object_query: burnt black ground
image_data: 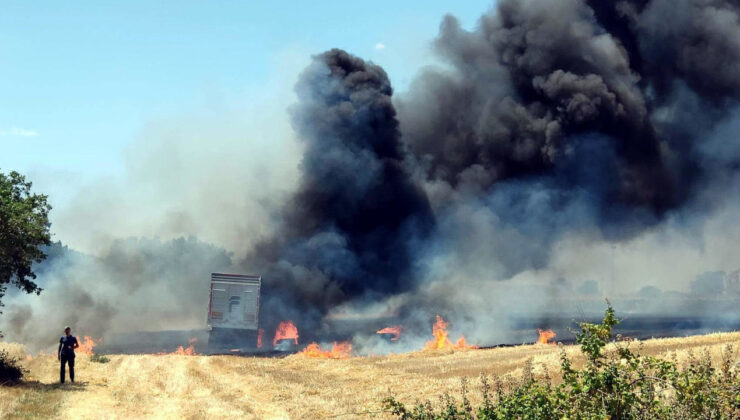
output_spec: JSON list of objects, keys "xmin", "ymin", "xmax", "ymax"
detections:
[{"xmin": 94, "ymin": 314, "xmax": 740, "ymax": 355}]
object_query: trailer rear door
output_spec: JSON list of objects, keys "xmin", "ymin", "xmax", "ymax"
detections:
[{"xmin": 208, "ymin": 273, "xmax": 261, "ymax": 331}]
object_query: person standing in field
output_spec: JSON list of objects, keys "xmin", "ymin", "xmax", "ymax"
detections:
[{"xmin": 58, "ymin": 326, "xmax": 79, "ymax": 383}]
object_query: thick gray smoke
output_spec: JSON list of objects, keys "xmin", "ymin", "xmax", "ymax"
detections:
[
  {"xmin": 2, "ymin": 239, "xmax": 231, "ymax": 351},
  {"xmin": 3, "ymin": 0, "xmax": 740, "ymax": 350}
]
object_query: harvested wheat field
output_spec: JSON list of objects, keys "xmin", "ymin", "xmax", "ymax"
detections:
[{"xmin": 1, "ymin": 332, "xmax": 739, "ymax": 420}]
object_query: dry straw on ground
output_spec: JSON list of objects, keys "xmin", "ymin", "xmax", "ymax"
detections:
[
  {"xmin": 1, "ymin": 332, "xmax": 738, "ymax": 419},
  {"xmin": 0, "ymin": 342, "xmax": 26, "ymax": 362}
]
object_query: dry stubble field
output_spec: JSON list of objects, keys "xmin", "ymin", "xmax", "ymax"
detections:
[{"xmin": 1, "ymin": 332, "xmax": 739, "ymax": 419}]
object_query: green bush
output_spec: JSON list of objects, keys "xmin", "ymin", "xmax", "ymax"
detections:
[
  {"xmin": 0, "ymin": 349, "xmax": 26, "ymax": 384},
  {"xmin": 384, "ymin": 305, "xmax": 740, "ymax": 420},
  {"xmin": 90, "ymin": 354, "xmax": 110, "ymax": 363}
]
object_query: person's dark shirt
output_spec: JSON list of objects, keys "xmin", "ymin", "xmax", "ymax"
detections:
[{"xmin": 59, "ymin": 335, "xmax": 78, "ymax": 356}]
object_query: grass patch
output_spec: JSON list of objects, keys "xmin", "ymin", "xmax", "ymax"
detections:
[
  {"xmin": 90, "ymin": 354, "xmax": 110, "ymax": 364},
  {"xmin": 0, "ymin": 383, "xmax": 73, "ymax": 420},
  {"xmin": 384, "ymin": 305, "xmax": 740, "ymax": 420}
]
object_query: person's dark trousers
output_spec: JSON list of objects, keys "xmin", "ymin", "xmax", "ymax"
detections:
[{"xmin": 60, "ymin": 354, "xmax": 75, "ymax": 383}]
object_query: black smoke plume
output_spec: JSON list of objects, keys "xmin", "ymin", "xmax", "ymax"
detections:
[
  {"xmin": 250, "ymin": 0, "xmax": 740, "ymax": 332},
  {"xmin": 400, "ymin": 0, "xmax": 740, "ymax": 224},
  {"xmin": 245, "ymin": 49, "xmax": 434, "ymax": 333}
]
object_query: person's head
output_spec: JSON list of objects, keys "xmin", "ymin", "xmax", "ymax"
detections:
[{"xmin": 64, "ymin": 326, "xmax": 71, "ymax": 336}]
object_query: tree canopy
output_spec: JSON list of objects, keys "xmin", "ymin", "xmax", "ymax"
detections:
[{"xmin": 0, "ymin": 170, "xmax": 51, "ymax": 311}]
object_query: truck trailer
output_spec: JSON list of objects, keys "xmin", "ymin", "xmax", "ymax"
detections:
[{"xmin": 207, "ymin": 272, "xmax": 261, "ymax": 349}]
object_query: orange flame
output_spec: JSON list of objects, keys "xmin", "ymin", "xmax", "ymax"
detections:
[
  {"xmin": 299, "ymin": 342, "xmax": 352, "ymax": 359},
  {"xmin": 376, "ymin": 326, "xmax": 402, "ymax": 341},
  {"xmin": 172, "ymin": 345, "xmax": 196, "ymax": 355},
  {"xmin": 425, "ymin": 316, "xmax": 450, "ymax": 349},
  {"xmin": 273, "ymin": 321, "xmax": 299, "ymax": 346},
  {"xmin": 165, "ymin": 338, "xmax": 198, "ymax": 355},
  {"xmin": 455, "ymin": 335, "xmax": 473, "ymax": 348},
  {"xmin": 424, "ymin": 315, "xmax": 477, "ymax": 350},
  {"xmin": 257, "ymin": 328, "xmax": 264, "ymax": 348},
  {"xmin": 536, "ymin": 329, "xmax": 556, "ymax": 345},
  {"xmin": 77, "ymin": 336, "xmax": 101, "ymax": 356}
]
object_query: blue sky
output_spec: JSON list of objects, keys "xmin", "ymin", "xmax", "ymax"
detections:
[{"xmin": 0, "ymin": 1, "xmax": 493, "ymax": 183}]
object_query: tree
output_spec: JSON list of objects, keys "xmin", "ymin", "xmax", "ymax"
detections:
[{"xmin": 0, "ymin": 170, "xmax": 51, "ymax": 316}]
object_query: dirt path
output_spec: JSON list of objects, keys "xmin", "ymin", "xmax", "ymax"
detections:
[{"xmin": 54, "ymin": 355, "xmax": 281, "ymax": 419}]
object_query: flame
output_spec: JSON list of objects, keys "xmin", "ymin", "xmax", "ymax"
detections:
[
  {"xmin": 299, "ymin": 342, "xmax": 352, "ymax": 359},
  {"xmin": 376, "ymin": 326, "xmax": 402, "ymax": 341},
  {"xmin": 273, "ymin": 321, "xmax": 299, "ymax": 346},
  {"xmin": 164, "ymin": 338, "xmax": 198, "ymax": 355},
  {"xmin": 77, "ymin": 336, "xmax": 101, "ymax": 356},
  {"xmin": 536, "ymin": 329, "xmax": 556, "ymax": 345},
  {"xmin": 455, "ymin": 335, "xmax": 473, "ymax": 348},
  {"xmin": 172, "ymin": 345, "xmax": 196, "ymax": 355},
  {"xmin": 257, "ymin": 328, "xmax": 264, "ymax": 348},
  {"xmin": 424, "ymin": 315, "xmax": 477, "ymax": 350},
  {"xmin": 425, "ymin": 316, "xmax": 450, "ymax": 349}
]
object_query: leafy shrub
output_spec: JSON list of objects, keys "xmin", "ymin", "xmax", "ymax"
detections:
[
  {"xmin": 90, "ymin": 354, "xmax": 110, "ymax": 363},
  {"xmin": 0, "ymin": 349, "xmax": 26, "ymax": 384},
  {"xmin": 384, "ymin": 305, "xmax": 740, "ymax": 419}
]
